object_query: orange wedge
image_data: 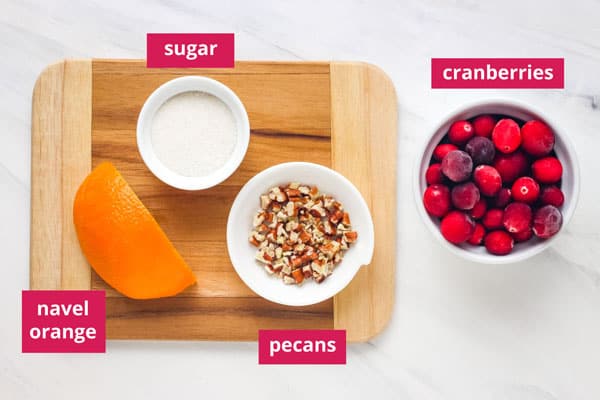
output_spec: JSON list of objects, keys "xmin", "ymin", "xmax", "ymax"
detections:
[{"xmin": 73, "ymin": 162, "xmax": 196, "ymax": 299}]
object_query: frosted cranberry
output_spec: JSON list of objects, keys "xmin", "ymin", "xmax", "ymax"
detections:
[
  {"xmin": 426, "ymin": 163, "xmax": 444, "ymax": 185},
  {"xmin": 467, "ymin": 223, "xmax": 486, "ymax": 245},
  {"xmin": 532, "ymin": 157, "xmax": 562, "ymax": 184},
  {"xmin": 433, "ymin": 143, "xmax": 459, "ymax": 161},
  {"xmin": 441, "ymin": 150, "xmax": 473, "ymax": 183},
  {"xmin": 533, "ymin": 205, "xmax": 563, "ymax": 239},
  {"xmin": 482, "ymin": 208, "xmax": 504, "ymax": 230},
  {"xmin": 470, "ymin": 199, "xmax": 487, "ymax": 219},
  {"xmin": 511, "ymin": 176, "xmax": 540, "ymax": 204},
  {"xmin": 512, "ymin": 228, "xmax": 533, "ymax": 243},
  {"xmin": 492, "ymin": 118, "xmax": 521, "ymax": 154},
  {"xmin": 492, "ymin": 188, "xmax": 512, "ymax": 208},
  {"xmin": 503, "ymin": 202, "xmax": 533, "ymax": 234},
  {"xmin": 472, "ymin": 115, "xmax": 496, "ymax": 138},
  {"xmin": 540, "ymin": 185, "xmax": 565, "ymax": 207},
  {"xmin": 451, "ymin": 182, "xmax": 480, "ymax": 210},
  {"xmin": 465, "ymin": 136, "xmax": 495, "ymax": 165},
  {"xmin": 485, "ymin": 231, "xmax": 514, "ymax": 255},
  {"xmin": 440, "ymin": 211, "xmax": 475, "ymax": 244},
  {"xmin": 521, "ymin": 120, "xmax": 555, "ymax": 157},
  {"xmin": 473, "ymin": 165, "xmax": 502, "ymax": 196},
  {"xmin": 448, "ymin": 120, "xmax": 474, "ymax": 145},
  {"xmin": 494, "ymin": 151, "xmax": 528, "ymax": 183},
  {"xmin": 423, "ymin": 184, "xmax": 451, "ymax": 218}
]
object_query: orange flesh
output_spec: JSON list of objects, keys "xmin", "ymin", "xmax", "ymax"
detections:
[{"xmin": 73, "ymin": 162, "xmax": 196, "ymax": 299}]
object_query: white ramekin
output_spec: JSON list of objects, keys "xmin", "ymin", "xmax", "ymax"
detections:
[
  {"xmin": 137, "ymin": 76, "xmax": 250, "ymax": 190},
  {"xmin": 414, "ymin": 99, "xmax": 580, "ymax": 264},
  {"xmin": 227, "ymin": 162, "xmax": 375, "ymax": 306}
]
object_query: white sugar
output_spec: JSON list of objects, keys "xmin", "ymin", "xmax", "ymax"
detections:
[{"xmin": 151, "ymin": 91, "xmax": 238, "ymax": 177}]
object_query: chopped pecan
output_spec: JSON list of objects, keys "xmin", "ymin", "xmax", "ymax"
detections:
[{"xmin": 250, "ymin": 182, "xmax": 358, "ymax": 285}]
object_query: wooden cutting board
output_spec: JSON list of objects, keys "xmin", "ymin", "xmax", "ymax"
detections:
[{"xmin": 30, "ymin": 60, "xmax": 397, "ymax": 341}]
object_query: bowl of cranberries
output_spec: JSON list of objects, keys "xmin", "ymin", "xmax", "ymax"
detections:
[{"xmin": 415, "ymin": 100, "xmax": 579, "ymax": 263}]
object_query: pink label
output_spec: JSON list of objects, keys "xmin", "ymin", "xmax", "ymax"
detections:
[
  {"xmin": 22, "ymin": 290, "xmax": 105, "ymax": 353},
  {"xmin": 147, "ymin": 33, "xmax": 234, "ymax": 68},
  {"xmin": 258, "ymin": 330, "xmax": 346, "ymax": 364},
  {"xmin": 431, "ymin": 58, "xmax": 564, "ymax": 88}
]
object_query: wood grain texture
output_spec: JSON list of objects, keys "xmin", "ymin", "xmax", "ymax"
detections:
[
  {"xmin": 91, "ymin": 60, "xmax": 334, "ymax": 339},
  {"xmin": 331, "ymin": 62, "xmax": 397, "ymax": 342},
  {"xmin": 30, "ymin": 60, "xmax": 92, "ymax": 290},
  {"xmin": 106, "ymin": 297, "xmax": 333, "ymax": 341},
  {"xmin": 30, "ymin": 60, "xmax": 397, "ymax": 341},
  {"xmin": 61, "ymin": 61, "xmax": 93, "ymax": 289}
]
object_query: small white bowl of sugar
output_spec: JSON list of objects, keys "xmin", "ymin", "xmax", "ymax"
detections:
[{"xmin": 137, "ymin": 76, "xmax": 250, "ymax": 190}]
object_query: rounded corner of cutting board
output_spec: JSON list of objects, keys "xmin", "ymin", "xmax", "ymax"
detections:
[{"xmin": 33, "ymin": 60, "xmax": 65, "ymax": 97}]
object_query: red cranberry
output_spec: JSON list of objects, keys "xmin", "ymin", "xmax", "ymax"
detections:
[
  {"xmin": 484, "ymin": 230, "xmax": 514, "ymax": 255},
  {"xmin": 441, "ymin": 150, "xmax": 473, "ymax": 183},
  {"xmin": 448, "ymin": 120, "xmax": 474, "ymax": 145},
  {"xmin": 473, "ymin": 165, "xmax": 502, "ymax": 196},
  {"xmin": 511, "ymin": 176, "xmax": 540, "ymax": 204},
  {"xmin": 470, "ymin": 199, "xmax": 487, "ymax": 219},
  {"xmin": 521, "ymin": 120, "xmax": 555, "ymax": 157},
  {"xmin": 467, "ymin": 223, "xmax": 486, "ymax": 245},
  {"xmin": 440, "ymin": 211, "xmax": 475, "ymax": 244},
  {"xmin": 492, "ymin": 188, "xmax": 512, "ymax": 208},
  {"xmin": 451, "ymin": 182, "xmax": 480, "ymax": 210},
  {"xmin": 540, "ymin": 185, "xmax": 565, "ymax": 207},
  {"xmin": 503, "ymin": 202, "xmax": 533, "ymax": 234},
  {"xmin": 482, "ymin": 208, "xmax": 504, "ymax": 230},
  {"xmin": 423, "ymin": 184, "xmax": 451, "ymax": 217},
  {"xmin": 493, "ymin": 151, "xmax": 528, "ymax": 183},
  {"xmin": 433, "ymin": 143, "xmax": 458, "ymax": 161},
  {"xmin": 492, "ymin": 118, "xmax": 521, "ymax": 154},
  {"xmin": 533, "ymin": 205, "xmax": 563, "ymax": 239},
  {"xmin": 512, "ymin": 228, "xmax": 533, "ymax": 243},
  {"xmin": 426, "ymin": 163, "xmax": 444, "ymax": 185},
  {"xmin": 532, "ymin": 157, "xmax": 563, "ymax": 184},
  {"xmin": 472, "ymin": 115, "xmax": 495, "ymax": 138}
]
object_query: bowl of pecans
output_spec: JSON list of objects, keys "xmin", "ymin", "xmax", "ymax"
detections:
[{"xmin": 227, "ymin": 162, "xmax": 374, "ymax": 306}]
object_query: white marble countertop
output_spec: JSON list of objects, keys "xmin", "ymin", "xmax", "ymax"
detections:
[{"xmin": 2, "ymin": 0, "xmax": 600, "ymax": 398}]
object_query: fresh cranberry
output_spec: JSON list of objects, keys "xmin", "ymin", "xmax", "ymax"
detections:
[
  {"xmin": 426, "ymin": 163, "xmax": 444, "ymax": 185},
  {"xmin": 484, "ymin": 230, "xmax": 514, "ymax": 255},
  {"xmin": 465, "ymin": 137, "xmax": 495, "ymax": 165},
  {"xmin": 533, "ymin": 205, "xmax": 563, "ymax": 239},
  {"xmin": 441, "ymin": 150, "xmax": 473, "ymax": 182},
  {"xmin": 492, "ymin": 119, "xmax": 521, "ymax": 154},
  {"xmin": 532, "ymin": 157, "xmax": 563, "ymax": 184},
  {"xmin": 433, "ymin": 143, "xmax": 458, "ymax": 161},
  {"xmin": 511, "ymin": 176, "xmax": 540, "ymax": 204},
  {"xmin": 440, "ymin": 211, "xmax": 475, "ymax": 244},
  {"xmin": 473, "ymin": 165, "xmax": 502, "ymax": 196},
  {"xmin": 451, "ymin": 182, "xmax": 480, "ymax": 210},
  {"xmin": 540, "ymin": 185, "xmax": 565, "ymax": 207},
  {"xmin": 492, "ymin": 188, "xmax": 512, "ymax": 208},
  {"xmin": 467, "ymin": 223, "xmax": 486, "ymax": 245},
  {"xmin": 493, "ymin": 151, "xmax": 529, "ymax": 183},
  {"xmin": 521, "ymin": 120, "xmax": 555, "ymax": 157},
  {"xmin": 448, "ymin": 120, "xmax": 474, "ymax": 145},
  {"xmin": 503, "ymin": 202, "xmax": 533, "ymax": 234},
  {"xmin": 470, "ymin": 199, "xmax": 487, "ymax": 219},
  {"xmin": 472, "ymin": 115, "xmax": 496, "ymax": 138},
  {"xmin": 423, "ymin": 184, "xmax": 451, "ymax": 217},
  {"xmin": 512, "ymin": 228, "xmax": 533, "ymax": 242},
  {"xmin": 482, "ymin": 208, "xmax": 504, "ymax": 230}
]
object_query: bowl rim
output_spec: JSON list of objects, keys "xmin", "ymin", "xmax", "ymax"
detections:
[
  {"xmin": 136, "ymin": 75, "xmax": 250, "ymax": 190},
  {"xmin": 226, "ymin": 161, "xmax": 375, "ymax": 306},
  {"xmin": 413, "ymin": 98, "xmax": 581, "ymax": 264}
]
